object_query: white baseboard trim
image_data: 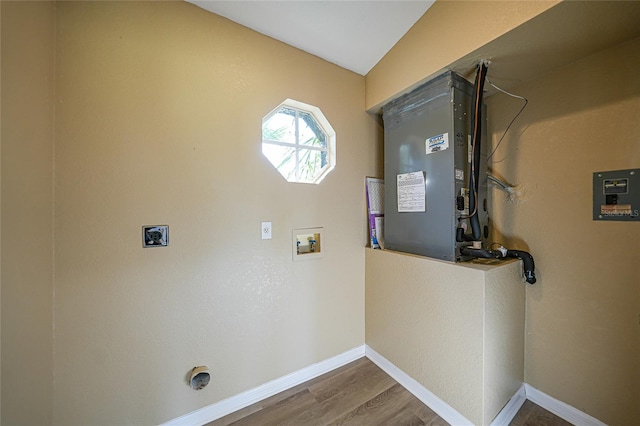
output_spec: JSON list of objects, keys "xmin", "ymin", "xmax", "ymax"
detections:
[
  {"xmin": 162, "ymin": 345, "xmax": 607, "ymax": 426},
  {"xmin": 160, "ymin": 345, "xmax": 366, "ymax": 426},
  {"xmin": 364, "ymin": 345, "xmax": 474, "ymax": 426},
  {"xmin": 490, "ymin": 383, "xmax": 527, "ymax": 426},
  {"xmin": 525, "ymin": 384, "xmax": 607, "ymax": 426}
]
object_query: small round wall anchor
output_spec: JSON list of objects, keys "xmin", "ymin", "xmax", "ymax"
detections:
[{"xmin": 189, "ymin": 366, "xmax": 210, "ymax": 390}]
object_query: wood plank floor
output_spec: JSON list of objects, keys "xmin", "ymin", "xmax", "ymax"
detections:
[
  {"xmin": 510, "ymin": 400, "xmax": 572, "ymax": 426},
  {"xmin": 207, "ymin": 357, "xmax": 572, "ymax": 426}
]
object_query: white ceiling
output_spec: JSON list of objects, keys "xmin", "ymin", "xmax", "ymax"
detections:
[{"xmin": 187, "ymin": 1, "xmax": 435, "ymax": 76}]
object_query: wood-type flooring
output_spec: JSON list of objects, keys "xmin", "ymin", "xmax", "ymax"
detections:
[{"xmin": 207, "ymin": 357, "xmax": 573, "ymax": 426}]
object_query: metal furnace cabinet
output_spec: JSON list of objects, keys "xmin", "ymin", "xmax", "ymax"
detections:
[{"xmin": 382, "ymin": 71, "xmax": 488, "ymax": 261}]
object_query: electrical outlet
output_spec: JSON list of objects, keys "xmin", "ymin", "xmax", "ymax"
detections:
[
  {"xmin": 261, "ymin": 222, "xmax": 272, "ymax": 240},
  {"xmin": 143, "ymin": 225, "xmax": 169, "ymax": 248}
]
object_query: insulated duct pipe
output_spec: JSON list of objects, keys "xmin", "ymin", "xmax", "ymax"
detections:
[{"xmin": 467, "ymin": 61, "xmax": 489, "ymax": 241}]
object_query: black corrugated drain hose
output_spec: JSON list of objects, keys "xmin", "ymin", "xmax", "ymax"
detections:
[
  {"xmin": 506, "ymin": 250, "xmax": 536, "ymax": 284},
  {"xmin": 460, "ymin": 247, "xmax": 537, "ymax": 285}
]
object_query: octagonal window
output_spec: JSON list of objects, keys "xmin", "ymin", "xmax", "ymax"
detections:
[{"xmin": 262, "ymin": 99, "xmax": 336, "ymax": 184}]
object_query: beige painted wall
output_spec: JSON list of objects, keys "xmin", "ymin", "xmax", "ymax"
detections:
[
  {"xmin": 483, "ymin": 260, "xmax": 526, "ymax": 425},
  {"xmin": 366, "ymin": 250, "xmax": 483, "ymax": 423},
  {"xmin": 52, "ymin": 2, "xmax": 377, "ymax": 424},
  {"xmin": 1, "ymin": 1, "xmax": 55, "ymax": 424},
  {"xmin": 365, "ymin": 249, "xmax": 524, "ymax": 425},
  {"xmin": 1, "ymin": 3, "xmax": 3, "ymax": 421},
  {"xmin": 365, "ymin": 0, "xmax": 558, "ymax": 111},
  {"xmin": 366, "ymin": 1, "xmax": 640, "ymax": 423},
  {"xmin": 487, "ymin": 36, "xmax": 640, "ymax": 425},
  {"xmin": 1, "ymin": 2, "xmax": 3, "ymax": 422},
  {"xmin": 4, "ymin": 1, "xmax": 638, "ymax": 425}
]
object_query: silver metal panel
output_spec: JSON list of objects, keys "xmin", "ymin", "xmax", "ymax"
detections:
[
  {"xmin": 382, "ymin": 71, "xmax": 488, "ymax": 261},
  {"xmin": 593, "ymin": 169, "xmax": 639, "ymax": 221}
]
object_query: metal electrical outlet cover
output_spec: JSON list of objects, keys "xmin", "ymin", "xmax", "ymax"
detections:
[
  {"xmin": 593, "ymin": 169, "xmax": 639, "ymax": 221},
  {"xmin": 143, "ymin": 225, "xmax": 169, "ymax": 247}
]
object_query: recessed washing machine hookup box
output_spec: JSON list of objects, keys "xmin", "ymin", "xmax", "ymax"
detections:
[{"xmin": 593, "ymin": 169, "xmax": 639, "ymax": 221}]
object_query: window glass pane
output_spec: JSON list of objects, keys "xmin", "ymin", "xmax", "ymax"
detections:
[
  {"xmin": 297, "ymin": 149, "xmax": 325, "ymax": 183},
  {"xmin": 263, "ymin": 107, "xmax": 296, "ymax": 144},
  {"xmin": 262, "ymin": 143, "xmax": 297, "ymax": 182},
  {"xmin": 298, "ymin": 111, "xmax": 327, "ymax": 148},
  {"xmin": 261, "ymin": 99, "xmax": 335, "ymax": 184}
]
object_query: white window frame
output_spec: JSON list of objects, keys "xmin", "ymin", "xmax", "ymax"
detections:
[{"xmin": 262, "ymin": 99, "xmax": 336, "ymax": 184}]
